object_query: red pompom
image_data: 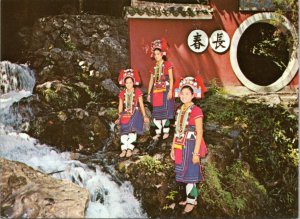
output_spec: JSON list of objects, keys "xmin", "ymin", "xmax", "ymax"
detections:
[
  {"xmin": 118, "ymin": 69, "xmax": 125, "ymax": 86},
  {"xmin": 133, "ymin": 69, "xmax": 141, "ymax": 85},
  {"xmin": 195, "ymin": 75, "xmax": 207, "ymax": 97}
]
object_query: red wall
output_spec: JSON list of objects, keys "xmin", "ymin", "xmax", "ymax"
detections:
[
  {"xmin": 290, "ymin": 74, "xmax": 298, "ymax": 86},
  {"xmin": 128, "ymin": 0, "xmax": 298, "ymax": 89}
]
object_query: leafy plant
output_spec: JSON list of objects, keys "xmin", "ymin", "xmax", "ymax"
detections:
[
  {"xmin": 166, "ymin": 190, "xmax": 178, "ymax": 201},
  {"xmin": 137, "ymin": 155, "xmax": 165, "ymax": 176}
]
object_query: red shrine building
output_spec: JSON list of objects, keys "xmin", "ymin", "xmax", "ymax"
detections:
[{"xmin": 125, "ymin": 0, "xmax": 298, "ymax": 92}]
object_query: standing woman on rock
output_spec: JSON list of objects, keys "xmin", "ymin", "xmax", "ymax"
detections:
[
  {"xmin": 146, "ymin": 38, "xmax": 175, "ymax": 140},
  {"xmin": 170, "ymin": 76, "xmax": 207, "ymax": 214},
  {"xmin": 115, "ymin": 69, "xmax": 149, "ymax": 158}
]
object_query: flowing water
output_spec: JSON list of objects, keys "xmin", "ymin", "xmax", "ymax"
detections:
[{"xmin": 0, "ymin": 61, "xmax": 146, "ymax": 218}]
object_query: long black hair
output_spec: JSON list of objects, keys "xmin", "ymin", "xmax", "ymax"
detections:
[
  {"xmin": 181, "ymin": 85, "xmax": 194, "ymax": 94},
  {"xmin": 124, "ymin": 76, "xmax": 134, "ymax": 83},
  {"xmin": 153, "ymin": 48, "xmax": 167, "ymax": 61}
]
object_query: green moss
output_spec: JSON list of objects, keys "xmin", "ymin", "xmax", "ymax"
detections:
[
  {"xmin": 42, "ymin": 85, "xmax": 81, "ymax": 109},
  {"xmin": 64, "ymin": 41, "xmax": 77, "ymax": 51},
  {"xmin": 105, "ymin": 108, "xmax": 119, "ymax": 120},
  {"xmin": 117, "ymin": 162, "xmax": 127, "ymax": 173},
  {"xmin": 43, "ymin": 88, "xmax": 60, "ymax": 103}
]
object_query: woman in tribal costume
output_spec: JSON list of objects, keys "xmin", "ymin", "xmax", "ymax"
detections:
[
  {"xmin": 171, "ymin": 76, "xmax": 207, "ymax": 214},
  {"xmin": 115, "ymin": 69, "xmax": 149, "ymax": 158},
  {"xmin": 147, "ymin": 38, "xmax": 175, "ymax": 140}
]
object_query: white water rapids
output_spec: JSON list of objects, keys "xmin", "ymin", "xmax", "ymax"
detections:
[{"xmin": 0, "ymin": 61, "xmax": 146, "ymax": 218}]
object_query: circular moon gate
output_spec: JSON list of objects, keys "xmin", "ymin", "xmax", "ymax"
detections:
[{"xmin": 230, "ymin": 12, "xmax": 298, "ymax": 92}]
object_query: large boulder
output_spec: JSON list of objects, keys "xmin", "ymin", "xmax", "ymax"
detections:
[
  {"xmin": 0, "ymin": 158, "xmax": 89, "ymax": 218},
  {"xmin": 9, "ymin": 93, "xmax": 110, "ymax": 154}
]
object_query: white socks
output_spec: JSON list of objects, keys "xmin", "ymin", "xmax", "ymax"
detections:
[
  {"xmin": 121, "ymin": 133, "xmax": 137, "ymax": 150},
  {"xmin": 186, "ymin": 183, "xmax": 198, "ymax": 204},
  {"xmin": 153, "ymin": 119, "xmax": 170, "ymax": 135}
]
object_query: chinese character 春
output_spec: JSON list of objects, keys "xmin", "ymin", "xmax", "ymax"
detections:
[{"xmin": 190, "ymin": 32, "xmax": 205, "ymax": 50}]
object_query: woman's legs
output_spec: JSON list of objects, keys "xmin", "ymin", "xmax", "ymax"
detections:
[
  {"xmin": 182, "ymin": 183, "xmax": 198, "ymax": 213},
  {"xmin": 153, "ymin": 118, "xmax": 162, "ymax": 140},
  {"xmin": 120, "ymin": 134, "xmax": 128, "ymax": 157},
  {"xmin": 153, "ymin": 119, "xmax": 170, "ymax": 140},
  {"xmin": 186, "ymin": 183, "xmax": 198, "ymax": 204},
  {"xmin": 126, "ymin": 133, "xmax": 137, "ymax": 157},
  {"xmin": 120, "ymin": 133, "xmax": 137, "ymax": 157},
  {"xmin": 162, "ymin": 119, "xmax": 170, "ymax": 139}
]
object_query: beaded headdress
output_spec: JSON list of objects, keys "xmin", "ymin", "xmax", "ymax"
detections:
[
  {"xmin": 174, "ymin": 76, "xmax": 206, "ymax": 99},
  {"xmin": 118, "ymin": 69, "xmax": 141, "ymax": 86},
  {"xmin": 150, "ymin": 38, "xmax": 169, "ymax": 58}
]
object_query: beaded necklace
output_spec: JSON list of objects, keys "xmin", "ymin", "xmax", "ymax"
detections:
[
  {"xmin": 175, "ymin": 103, "xmax": 194, "ymax": 139},
  {"xmin": 124, "ymin": 89, "xmax": 134, "ymax": 113},
  {"xmin": 154, "ymin": 62, "xmax": 163, "ymax": 84}
]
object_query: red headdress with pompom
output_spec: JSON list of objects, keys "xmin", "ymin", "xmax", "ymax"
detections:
[
  {"xmin": 118, "ymin": 69, "xmax": 141, "ymax": 86},
  {"xmin": 174, "ymin": 76, "xmax": 207, "ymax": 99},
  {"xmin": 149, "ymin": 38, "xmax": 169, "ymax": 58}
]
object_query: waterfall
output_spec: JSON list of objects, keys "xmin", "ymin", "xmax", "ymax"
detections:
[
  {"xmin": 0, "ymin": 61, "xmax": 146, "ymax": 218},
  {"xmin": 0, "ymin": 61, "xmax": 35, "ymax": 94}
]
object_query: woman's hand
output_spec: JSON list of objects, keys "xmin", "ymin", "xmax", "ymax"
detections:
[
  {"xmin": 144, "ymin": 116, "xmax": 150, "ymax": 123},
  {"xmin": 147, "ymin": 94, "xmax": 151, "ymax": 102},
  {"xmin": 115, "ymin": 115, "xmax": 121, "ymax": 124},
  {"xmin": 167, "ymin": 90, "xmax": 172, "ymax": 100},
  {"xmin": 170, "ymin": 148, "xmax": 175, "ymax": 160},
  {"xmin": 192, "ymin": 154, "xmax": 200, "ymax": 164}
]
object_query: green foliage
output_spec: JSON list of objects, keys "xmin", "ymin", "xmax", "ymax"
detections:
[
  {"xmin": 198, "ymin": 93, "xmax": 246, "ymax": 125},
  {"xmin": 105, "ymin": 107, "xmax": 119, "ymax": 120},
  {"xmin": 166, "ymin": 190, "xmax": 178, "ymax": 201},
  {"xmin": 64, "ymin": 41, "xmax": 77, "ymax": 51},
  {"xmin": 239, "ymin": 106, "xmax": 298, "ymax": 216},
  {"xmin": 201, "ymin": 161, "xmax": 268, "ymax": 217},
  {"xmin": 204, "ymin": 79, "xmax": 227, "ymax": 96},
  {"xmin": 162, "ymin": 190, "xmax": 179, "ymax": 210},
  {"xmin": 225, "ymin": 161, "xmax": 268, "ymax": 214},
  {"xmin": 273, "ymin": 0, "xmax": 298, "ymax": 27},
  {"xmin": 251, "ymin": 31, "xmax": 289, "ymax": 71},
  {"xmin": 43, "ymin": 88, "xmax": 59, "ymax": 103},
  {"xmin": 272, "ymin": 0, "xmax": 298, "ymax": 58},
  {"xmin": 199, "ymin": 89, "xmax": 298, "ymax": 217},
  {"xmin": 137, "ymin": 155, "xmax": 166, "ymax": 176},
  {"xmin": 60, "ymin": 30, "xmax": 77, "ymax": 51},
  {"xmin": 42, "ymin": 86, "xmax": 80, "ymax": 109},
  {"xmin": 201, "ymin": 163, "xmax": 241, "ymax": 216}
]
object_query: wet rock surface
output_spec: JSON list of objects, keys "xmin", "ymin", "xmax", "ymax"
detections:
[{"xmin": 0, "ymin": 157, "xmax": 89, "ymax": 218}]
